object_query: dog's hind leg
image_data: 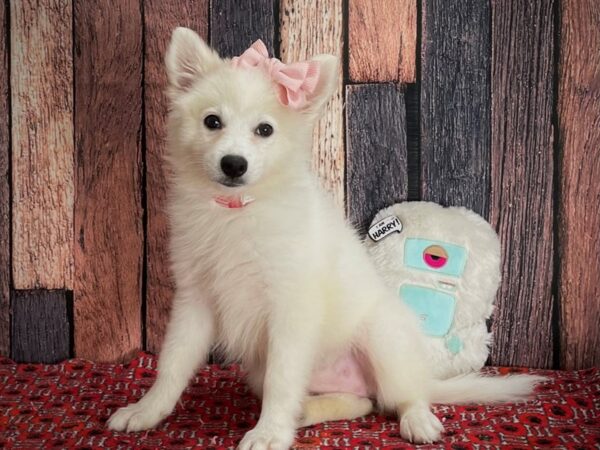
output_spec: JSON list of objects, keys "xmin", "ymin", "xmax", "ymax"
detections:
[
  {"xmin": 245, "ymin": 359, "xmax": 266, "ymax": 398},
  {"xmin": 300, "ymin": 393, "xmax": 373, "ymax": 427},
  {"xmin": 364, "ymin": 299, "xmax": 444, "ymax": 444}
]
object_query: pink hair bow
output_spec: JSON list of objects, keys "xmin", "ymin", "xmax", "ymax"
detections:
[{"xmin": 231, "ymin": 40, "xmax": 320, "ymax": 109}]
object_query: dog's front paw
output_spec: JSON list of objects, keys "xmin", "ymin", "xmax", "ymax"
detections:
[
  {"xmin": 237, "ymin": 424, "xmax": 295, "ymax": 450},
  {"xmin": 107, "ymin": 401, "xmax": 168, "ymax": 432},
  {"xmin": 399, "ymin": 406, "xmax": 443, "ymax": 444}
]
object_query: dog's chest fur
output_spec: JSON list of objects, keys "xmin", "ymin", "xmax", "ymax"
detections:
[{"xmin": 170, "ymin": 189, "xmax": 318, "ymax": 364}]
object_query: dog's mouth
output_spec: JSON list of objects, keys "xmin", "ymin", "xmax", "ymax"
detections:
[{"xmin": 217, "ymin": 177, "xmax": 246, "ymax": 188}]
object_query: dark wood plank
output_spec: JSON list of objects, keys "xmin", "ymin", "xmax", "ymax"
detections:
[
  {"xmin": 346, "ymin": 84, "xmax": 407, "ymax": 235},
  {"xmin": 73, "ymin": 0, "xmax": 143, "ymax": 362},
  {"xmin": 280, "ymin": 0, "xmax": 344, "ymax": 206},
  {"xmin": 144, "ymin": 0, "xmax": 209, "ymax": 354},
  {"xmin": 10, "ymin": 0, "xmax": 74, "ymax": 289},
  {"xmin": 11, "ymin": 290, "xmax": 70, "ymax": 363},
  {"xmin": 558, "ymin": 0, "xmax": 600, "ymax": 370},
  {"xmin": 420, "ymin": 0, "xmax": 490, "ymax": 217},
  {"xmin": 348, "ymin": 0, "xmax": 416, "ymax": 83},
  {"xmin": 405, "ymin": 84, "xmax": 420, "ymax": 201},
  {"xmin": 209, "ymin": 0, "xmax": 275, "ymax": 57},
  {"xmin": 489, "ymin": 0, "xmax": 555, "ymax": 369},
  {"xmin": 0, "ymin": 0, "xmax": 9, "ymax": 356}
]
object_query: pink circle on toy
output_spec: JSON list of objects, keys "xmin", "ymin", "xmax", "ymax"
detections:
[{"xmin": 423, "ymin": 245, "xmax": 448, "ymax": 268}]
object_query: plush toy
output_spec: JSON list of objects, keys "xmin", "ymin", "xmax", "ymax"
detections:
[{"xmin": 364, "ymin": 202, "xmax": 501, "ymax": 379}]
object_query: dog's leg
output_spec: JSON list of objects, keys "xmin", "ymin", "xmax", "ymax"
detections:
[
  {"xmin": 299, "ymin": 394, "xmax": 373, "ymax": 427},
  {"xmin": 245, "ymin": 360, "xmax": 266, "ymax": 398},
  {"xmin": 108, "ymin": 286, "xmax": 214, "ymax": 432},
  {"xmin": 365, "ymin": 300, "xmax": 443, "ymax": 444},
  {"xmin": 238, "ymin": 298, "xmax": 319, "ymax": 450}
]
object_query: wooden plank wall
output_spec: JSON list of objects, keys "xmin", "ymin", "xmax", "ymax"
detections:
[
  {"xmin": 557, "ymin": 0, "xmax": 600, "ymax": 370},
  {"xmin": 281, "ymin": 0, "xmax": 345, "ymax": 205},
  {"xmin": 210, "ymin": 0, "xmax": 275, "ymax": 57},
  {"xmin": 11, "ymin": 0, "xmax": 74, "ymax": 291},
  {"xmin": 0, "ymin": 0, "xmax": 9, "ymax": 357},
  {"xmin": 346, "ymin": 0, "xmax": 415, "ymax": 233},
  {"xmin": 420, "ymin": 0, "xmax": 491, "ymax": 217},
  {"xmin": 11, "ymin": 290, "xmax": 69, "ymax": 363},
  {"xmin": 346, "ymin": 84, "xmax": 408, "ymax": 234},
  {"xmin": 8, "ymin": 0, "xmax": 73, "ymax": 363},
  {"xmin": 144, "ymin": 0, "xmax": 209, "ymax": 354},
  {"xmin": 0, "ymin": 0, "xmax": 598, "ymax": 369},
  {"xmin": 489, "ymin": 0, "xmax": 555, "ymax": 368},
  {"xmin": 73, "ymin": 0, "xmax": 144, "ymax": 362},
  {"xmin": 348, "ymin": 0, "xmax": 416, "ymax": 83}
]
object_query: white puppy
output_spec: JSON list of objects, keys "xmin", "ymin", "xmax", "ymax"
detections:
[{"xmin": 108, "ymin": 28, "xmax": 542, "ymax": 449}]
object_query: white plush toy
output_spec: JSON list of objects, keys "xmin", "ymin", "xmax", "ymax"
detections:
[{"xmin": 365, "ymin": 202, "xmax": 501, "ymax": 379}]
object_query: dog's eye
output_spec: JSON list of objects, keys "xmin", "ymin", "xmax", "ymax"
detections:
[
  {"xmin": 204, "ymin": 114, "xmax": 222, "ymax": 130},
  {"xmin": 255, "ymin": 123, "xmax": 273, "ymax": 137}
]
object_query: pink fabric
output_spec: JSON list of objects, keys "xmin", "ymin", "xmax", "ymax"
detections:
[
  {"xmin": 308, "ymin": 351, "xmax": 372, "ymax": 398},
  {"xmin": 231, "ymin": 40, "xmax": 320, "ymax": 109}
]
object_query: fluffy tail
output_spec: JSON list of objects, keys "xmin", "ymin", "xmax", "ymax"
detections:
[{"xmin": 430, "ymin": 373, "xmax": 547, "ymax": 404}]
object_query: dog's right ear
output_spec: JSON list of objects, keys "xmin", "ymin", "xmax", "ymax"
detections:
[{"xmin": 165, "ymin": 27, "xmax": 220, "ymax": 94}]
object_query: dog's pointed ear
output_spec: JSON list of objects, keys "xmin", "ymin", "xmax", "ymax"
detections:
[
  {"xmin": 303, "ymin": 54, "xmax": 339, "ymax": 115},
  {"xmin": 165, "ymin": 27, "xmax": 220, "ymax": 94}
]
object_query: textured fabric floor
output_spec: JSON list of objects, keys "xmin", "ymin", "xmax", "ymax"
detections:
[{"xmin": 0, "ymin": 352, "xmax": 599, "ymax": 449}]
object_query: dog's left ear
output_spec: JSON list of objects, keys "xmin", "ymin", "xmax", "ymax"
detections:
[{"xmin": 303, "ymin": 54, "xmax": 339, "ymax": 115}]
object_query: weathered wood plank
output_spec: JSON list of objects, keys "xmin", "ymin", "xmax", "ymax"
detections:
[
  {"xmin": 489, "ymin": 0, "xmax": 555, "ymax": 369},
  {"xmin": 405, "ymin": 85, "xmax": 420, "ymax": 201},
  {"xmin": 74, "ymin": 0, "xmax": 143, "ymax": 362},
  {"xmin": 11, "ymin": 290, "xmax": 70, "ymax": 363},
  {"xmin": 210, "ymin": 0, "xmax": 275, "ymax": 57},
  {"xmin": 280, "ymin": 0, "xmax": 344, "ymax": 206},
  {"xmin": 346, "ymin": 84, "xmax": 407, "ymax": 235},
  {"xmin": 558, "ymin": 0, "xmax": 600, "ymax": 370},
  {"xmin": 144, "ymin": 0, "xmax": 209, "ymax": 354},
  {"xmin": 10, "ymin": 0, "xmax": 73, "ymax": 289},
  {"xmin": 0, "ymin": 0, "xmax": 9, "ymax": 355},
  {"xmin": 420, "ymin": 0, "xmax": 490, "ymax": 217},
  {"xmin": 348, "ymin": 0, "xmax": 416, "ymax": 83}
]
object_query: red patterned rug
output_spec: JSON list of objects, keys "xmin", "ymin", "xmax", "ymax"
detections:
[{"xmin": 0, "ymin": 353, "xmax": 599, "ymax": 449}]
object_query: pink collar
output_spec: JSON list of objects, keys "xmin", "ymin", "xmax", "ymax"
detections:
[{"xmin": 213, "ymin": 195, "xmax": 255, "ymax": 209}]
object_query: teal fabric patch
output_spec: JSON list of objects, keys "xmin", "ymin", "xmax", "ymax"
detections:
[
  {"xmin": 404, "ymin": 238, "xmax": 468, "ymax": 277},
  {"xmin": 446, "ymin": 335, "xmax": 463, "ymax": 354},
  {"xmin": 399, "ymin": 284, "xmax": 456, "ymax": 337}
]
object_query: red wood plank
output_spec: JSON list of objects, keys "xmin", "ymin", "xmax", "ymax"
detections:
[
  {"xmin": 10, "ymin": 0, "xmax": 73, "ymax": 289},
  {"xmin": 489, "ymin": 0, "xmax": 555, "ymax": 369},
  {"xmin": 348, "ymin": 0, "xmax": 416, "ymax": 83},
  {"xmin": 144, "ymin": 0, "xmax": 209, "ymax": 354},
  {"xmin": 73, "ymin": 0, "xmax": 143, "ymax": 362},
  {"xmin": 0, "ymin": 0, "xmax": 9, "ymax": 355},
  {"xmin": 558, "ymin": 0, "xmax": 600, "ymax": 370}
]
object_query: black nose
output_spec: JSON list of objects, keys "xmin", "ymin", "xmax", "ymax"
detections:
[{"xmin": 220, "ymin": 155, "xmax": 248, "ymax": 178}]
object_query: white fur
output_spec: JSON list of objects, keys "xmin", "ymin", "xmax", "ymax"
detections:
[
  {"xmin": 300, "ymin": 394, "xmax": 374, "ymax": 427},
  {"xmin": 366, "ymin": 202, "xmax": 501, "ymax": 379},
  {"xmin": 431, "ymin": 373, "xmax": 548, "ymax": 404},
  {"xmin": 108, "ymin": 28, "xmax": 543, "ymax": 448}
]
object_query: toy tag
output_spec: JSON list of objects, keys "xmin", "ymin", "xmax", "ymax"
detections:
[{"xmin": 368, "ymin": 215, "xmax": 402, "ymax": 242}]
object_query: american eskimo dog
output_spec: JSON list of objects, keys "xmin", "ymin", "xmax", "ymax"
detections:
[{"xmin": 108, "ymin": 28, "xmax": 543, "ymax": 449}]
